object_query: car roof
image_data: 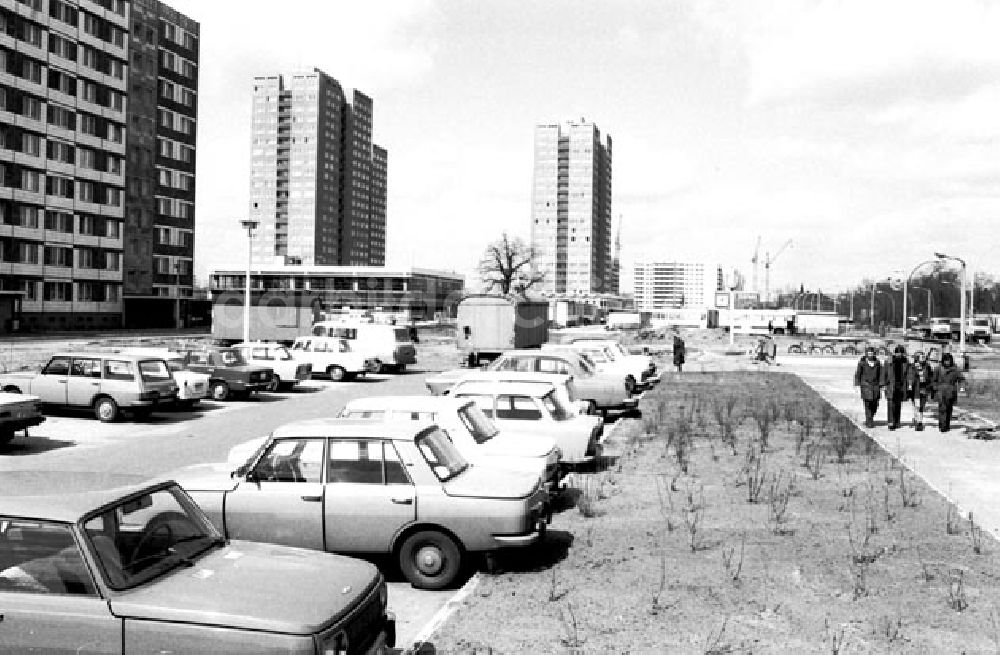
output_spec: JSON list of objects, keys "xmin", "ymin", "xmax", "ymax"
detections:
[
  {"xmin": 50, "ymin": 352, "xmax": 164, "ymax": 360},
  {"xmin": 451, "ymin": 380, "xmax": 555, "ymax": 397},
  {"xmin": 270, "ymin": 418, "xmax": 439, "ymax": 441},
  {"xmin": 499, "ymin": 349, "xmax": 580, "ymax": 359},
  {"xmin": 343, "ymin": 395, "xmax": 469, "ymax": 412},
  {"xmin": 462, "ymin": 371, "xmax": 571, "ymax": 384},
  {"xmin": 0, "ymin": 471, "xmax": 170, "ymax": 523}
]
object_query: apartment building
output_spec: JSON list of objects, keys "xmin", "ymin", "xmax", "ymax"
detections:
[
  {"xmin": 248, "ymin": 68, "xmax": 387, "ymax": 268},
  {"xmin": 123, "ymin": 0, "xmax": 198, "ymax": 323},
  {"xmin": 530, "ymin": 119, "xmax": 613, "ymax": 295},
  {"xmin": 0, "ymin": 0, "xmax": 198, "ymax": 331},
  {"xmin": 633, "ymin": 261, "xmax": 723, "ymax": 311}
]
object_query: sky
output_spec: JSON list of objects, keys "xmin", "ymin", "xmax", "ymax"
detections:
[{"xmin": 170, "ymin": 0, "xmax": 1000, "ymax": 297}]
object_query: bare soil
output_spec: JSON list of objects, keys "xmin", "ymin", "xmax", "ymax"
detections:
[{"xmin": 428, "ymin": 371, "xmax": 1000, "ymax": 653}]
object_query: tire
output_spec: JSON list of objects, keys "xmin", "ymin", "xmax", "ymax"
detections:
[
  {"xmin": 397, "ymin": 530, "xmax": 462, "ymax": 590},
  {"xmin": 210, "ymin": 381, "xmax": 230, "ymax": 401},
  {"xmin": 395, "ymin": 363, "xmax": 407, "ymax": 374},
  {"xmin": 94, "ymin": 397, "xmax": 119, "ymax": 423},
  {"xmin": 368, "ymin": 359, "xmax": 384, "ymax": 375},
  {"xmin": 327, "ymin": 365, "xmax": 347, "ymax": 382},
  {"xmin": 624, "ymin": 375, "xmax": 637, "ymax": 396},
  {"xmin": 267, "ymin": 375, "xmax": 281, "ymax": 392},
  {"xmin": 2, "ymin": 386, "xmax": 22, "ymax": 394},
  {"xmin": 0, "ymin": 430, "xmax": 15, "ymax": 448}
]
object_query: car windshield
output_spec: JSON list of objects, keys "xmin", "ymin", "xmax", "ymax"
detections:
[
  {"xmin": 416, "ymin": 428, "xmax": 469, "ymax": 481},
  {"xmin": 82, "ymin": 484, "xmax": 222, "ymax": 591},
  {"xmin": 457, "ymin": 402, "xmax": 499, "ymax": 444},
  {"xmin": 138, "ymin": 360, "xmax": 171, "ymax": 382},
  {"xmin": 542, "ymin": 390, "xmax": 574, "ymax": 421},
  {"xmin": 217, "ymin": 349, "xmax": 245, "ymax": 366}
]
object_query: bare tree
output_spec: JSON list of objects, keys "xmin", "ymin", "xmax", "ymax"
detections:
[{"xmin": 478, "ymin": 232, "xmax": 544, "ymax": 295}]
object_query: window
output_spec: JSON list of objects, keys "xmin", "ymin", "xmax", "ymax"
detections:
[
  {"xmin": 70, "ymin": 358, "xmax": 101, "ymax": 378},
  {"xmin": 538, "ymin": 358, "xmax": 571, "ymax": 375},
  {"xmin": 0, "ymin": 519, "xmax": 96, "ymax": 596},
  {"xmin": 46, "ymin": 105, "xmax": 76, "ymax": 130},
  {"xmin": 22, "ymin": 96, "xmax": 41, "ymax": 120},
  {"xmin": 42, "ymin": 357, "xmax": 71, "ymax": 376},
  {"xmin": 252, "ymin": 438, "xmax": 324, "ymax": 483},
  {"xmin": 139, "ymin": 360, "xmax": 171, "ymax": 382},
  {"xmin": 44, "ymin": 211, "xmax": 73, "ymax": 233},
  {"xmin": 22, "ymin": 133, "xmax": 41, "ymax": 157},
  {"xmin": 45, "ymin": 175, "xmax": 73, "ymax": 199},
  {"xmin": 457, "ymin": 393, "xmax": 496, "ymax": 418},
  {"xmin": 46, "ymin": 140, "xmax": 74, "ymax": 164},
  {"xmin": 495, "ymin": 395, "xmax": 543, "ymax": 421},
  {"xmin": 103, "ymin": 360, "xmax": 134, "ymax": 381},
  {"xmin": 43, "ymin": 281, "xmax": 73, "ymax": 301},
  {"xmin": 44, "ymin": 246, "xmax": 72, "ymax": 267},
  {"xmin": 20, "ymin": 170, "xmax": 41, "ymax": 193},
  {"xmin": 327, "ymin": 440, "xmax": 409, "ymax": 485}
]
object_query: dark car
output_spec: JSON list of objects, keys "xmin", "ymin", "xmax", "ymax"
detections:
[{"xmin": 180, "ymin": 348, "xmax": 272, "ymax": 401}]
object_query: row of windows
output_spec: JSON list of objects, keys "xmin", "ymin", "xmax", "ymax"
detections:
[
  {"xmin": 161, "ymin": 19, "xmax": 197, "ymax": 51},
  {"xmin": 155, "ymin": 196, "xmax": 193, "ymax": 219},
  {"xmin": 157, "ymin": 167, "xmax": 193, "ymax": 191},
  {"xmin": 152, "ymin": 255, "xmax": 192, "ymax": 275},
  {"xmin": 0, "ymin": 204, "xmax": 120, "ymax": 236},
  {"xmin": 157, "ymin": 107, "xmax": 195, "ymax": 135},
  {"xmin": 159, "ymin": 78, "xmax": 195, "ymax": 106},
  {"xmin": 160, "ymin": 50, "xmax": 195, "ymax": 79},
  {"xmin": 157, "ymin": 137, "xmax": 194, "ymax": 163},
  {"xmin": 0, "ymin": 240, "xmax": 120, "ymax": 270},
  {"xmin": 155, "ymin": 225, "xmax": 193, "ymax": 248},
  {"xmin": 0, "ymin": 165, "xmax": 123, "ymax": 205}
]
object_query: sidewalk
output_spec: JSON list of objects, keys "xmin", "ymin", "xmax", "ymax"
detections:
[{"xmin": 779, "ymin": 356, "xmax": 1000, "ymax": 539}]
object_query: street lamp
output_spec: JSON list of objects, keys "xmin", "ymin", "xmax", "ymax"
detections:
[
  {"xmin": 174, "ymin": 261, "xmax": 182, "ymax": 329},
  {"xmin": 902, "ymin": 259, "xmax": 939, "ymax": 332},
  {"xmin": 935, "ymin": 252, "xmax": 967, "ymax": 356},
  {"xmin": 911, "ymin": 286, "xmax": 932, "ymax": 323},
  {"xmin": 240, "ymin": 218, "xmax": 260, "ymax": 344}
]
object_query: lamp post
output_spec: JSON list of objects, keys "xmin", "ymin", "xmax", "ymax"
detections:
[
  {"xmin": 935, "ymin": 252, "xmax": 967, "ymax": 356},
  {"xmin": 174, "ymin": 261, "xmax": 182, "ymax": 329},
  {"xmin": 902, "ymin": 258, "xmax": 939, "ymax": 332},
  {"xmin": 911, "ymin": 286, "xmax": 932, "ymax": 323},
  {"xmin": 240, "ymin": 218, "xmax": 259, "ymax": 344}
]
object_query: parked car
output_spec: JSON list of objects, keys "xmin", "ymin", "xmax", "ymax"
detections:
[
  {"xmin": 179, "ymin": 348, "xmax": 272, "ymax": 401},
  {"xmin": 290, "ymin": 336, "xmax": 376, "ymax": 381},
  {"xmin": 427, "ymin": 370, "xmax": 591, "ymax": 415},
  {"xmin": 311, "ymin": 321, "xmax": 417, "ymax": 373},
  {"xmin": 121, "ymin": 348, "xmax": 211, "ymax": 409},
  {"xmin": 233, "ymin": 342, "xmax": 313, "ymax": 390},
  {"xmin": 0, "ymin": 471, "xmax": 395, "ymax": 654},
  {"xmin": 485, "ymin": 349, "xmax": 637, "ymax": 415},
  {"xmin": 563, "ymin": 338, "xmax": 659, "ymax": 387},
  {"xmin": 170, "ymin": 419, "xmax": 551, "ymax": 590},
  {"xmin": 0, "ymin": 391, "xmax": 44, "ymax": 447},
  {"xmin": 339, "ymin": 396, "xmax": 562, "ymax": 489},
  {"xmin": 449, "ymin": 380, "xmax": 604, "ymax": 465},
  {"xmin": 0, "ymin": 353, "xmax": 178, "ymax": 422},
  {"xmin": 542, "ymin": 342, "xmax": 655, "ymax": 394}
]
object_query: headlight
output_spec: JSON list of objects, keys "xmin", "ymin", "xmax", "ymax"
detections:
[{"xmin": 322, "ymin": 631, "xmax": 348, "ymax": 655}]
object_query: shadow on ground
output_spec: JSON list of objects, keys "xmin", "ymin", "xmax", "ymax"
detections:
[{"xmin": 1, "ymin": 434, "xmax": 76, "ymax": 456}]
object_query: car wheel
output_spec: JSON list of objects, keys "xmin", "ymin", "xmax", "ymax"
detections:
[
  {"xmin": 624, "ymin": 375, "xmax": 636, "ymax": 395},
  {"xmin": 395, "ymin": 363, "xmax": 407, "ymax": 374},
  {"xmin": 267, "ymin": 375, "xmax": 281, "ymax": 392},
  {"xmin": 368, "ymin": 359, "xmax": 384, "ymax": 374},
  {"xmin": 0, "ymin": 429, "xmax": 15, "ymax": 448},
  {"xmin": 210, "ymin": 381, "xmax": 230, "ymax": 401},
  {"xmin": 2, "ymin": 386, "xmax": 22, "ymax": 394},
  {"xmin": 398, "ymin": 530, "xmax": 462, "ymax": 590},
  {"xmin": 327, "ymin": 365, "xmax": 347, "ymax": 382},
  {"xmin": 94, "ymin": 397, "xmax": 119, "ymax": 423}
]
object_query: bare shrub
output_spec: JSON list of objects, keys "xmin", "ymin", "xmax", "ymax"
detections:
[
  {"xmin": 649, "ymin": 551, "xmax": 673, "ymax": 615},
  {"xmin": 703, "ymin": 618, "xmax": 732, "ymax": 655},
  {"xmin": 743, "ymin": 443, "xmax": 767, "ymax": 504},
  {"xmin": 948, "ymin": 568, "xmax": 969, "ymax": 612},
  {"xmin": 969, "ymin": 512, "xmax": 986, "ymax": 555},
  {"xmin": 804, "ymin": 441, "xmax": 826, "ymax": 480},
  {"xmin": 898, "ymin": 467, "xmax": 922, "ymax": 508},
  {"xmin": 721, "ymin": 532, "xmax": 746, "ymax": 583},
  {"xmin": 559, "ymin": 603, "xmax": 586, "ymax": 648},
  {"xmin": 547, "ymin": 565, "xmax": 570, "ymax": 602},
  {"xmin": 683, "ymin": 482, "xmax": 706, "ymax": 552},
  {"xmin": 946, "ymin": 504, "xmax": 962, "ymax": 535},
  {"xmin": 768, "ymin": 470, "xmax": 793, "ymax": 535},
  {"xmin": 796, "ymin": 413, "xmax": 815, "ymax": 455},
  {"xmin": 751, "ymin": 401, "xmax": 776, "ymax": 451},
  {"xmin": 655, "ymin": 474, "xmax": 676, "ymax": 533},
  {"xmin": 878, "ymin": 615, "xmax": 904, "ymax": 644},
  {"xmin": 825, "ymin": 619, "xmax": 847, "ymax": 654},
  {"xmin": 830, "ymin": 417, "xmax": 855, "ymax": 464},
  {"xmin": 574, "ymin": 477, "xmax": 605, "ymax": 518}
]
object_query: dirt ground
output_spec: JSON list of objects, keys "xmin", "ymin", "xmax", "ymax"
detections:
[{"xmin": 429, "ymin": 371, "xmax": 1000, "ymax": 654}]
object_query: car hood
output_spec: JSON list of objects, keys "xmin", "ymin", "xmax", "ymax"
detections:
[
  {"xmin": 173, "ymin": 371, "xmax": 211, "ymax": 383},
  {"xmin": 167, "ymin": 463, "xmax": 240, "ymax": 493},
  {"xmin": 443, "ymin": 465, "xmax": 540, "ymax": 499},
  {"xmin": 480, "ymin": 431, "xmax": 556, "ymax": 459},
  {"xmin": 109, "ymin": 541, "xmax": 379, "ymax": 635}
]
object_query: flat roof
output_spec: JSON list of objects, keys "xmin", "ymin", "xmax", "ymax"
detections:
[{"xmin": 211, "ymin": 266, "xmax": 464, "ymax": 281}]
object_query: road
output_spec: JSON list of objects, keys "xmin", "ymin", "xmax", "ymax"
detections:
[{"xmin": 0, "ymin": 369, "xmax": 458, "ymax": 650}]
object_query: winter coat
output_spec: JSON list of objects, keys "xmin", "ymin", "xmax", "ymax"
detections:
[
  {"xmin": 672, "ymin": 338, "xmax": 686, "ymax": 366},
  {"xmin": 880, "ymin": 356, "xmax": 911, "ymax": 401},
  {"xmin": 905, "ymin": 362, "xmax": 934, "ymax": 399},
  {"xmin": 934, "ymin": 363, "xmax": 965, "ymax": 403},
  {"xmin": 854, "ymin": 357, "xmax": 882, "ymax": 401}
]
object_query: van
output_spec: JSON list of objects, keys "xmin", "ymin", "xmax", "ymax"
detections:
[{"xmin": 311, "ymin": 320, "xmax": 417, "ymax": 372}]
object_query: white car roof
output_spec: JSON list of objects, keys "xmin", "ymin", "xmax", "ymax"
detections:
[
  {"xmin": 451, "ymin": 380, "xmax": 556, "ymax": 397},
  {"xmin": 343, "ymin": 395, "xmax": 471, "ymax": 413},
  {"xmin": 461, "ymin": 371, "xmax": 572, "ymax": 385}
]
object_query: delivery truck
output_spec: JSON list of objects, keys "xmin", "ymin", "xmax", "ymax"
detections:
[{"xmin": 457, "ymin": 295, "xmax": 548, "ymax": 366}]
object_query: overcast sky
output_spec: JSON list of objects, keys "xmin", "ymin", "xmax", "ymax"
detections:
[{"xmin": 171, "ymin": 0, "xmax": 1000, "ymax": 295}]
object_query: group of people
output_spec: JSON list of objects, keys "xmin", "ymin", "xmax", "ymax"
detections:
[
  {"xmin": 853, "ymin": 345, "xmax": 966, "ymax": 432},
  {"xmin": 753, "ymin": 336, "xmax": 778, "ymax": 365}
]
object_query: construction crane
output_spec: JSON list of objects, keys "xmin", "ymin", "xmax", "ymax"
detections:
[
  {"xmin": 764, "ymin": 239, "xmax": 793, "ymax": 306},
  {"xmin": 751, "ymin": 236, "xmax": 762, "ymax": 296}
]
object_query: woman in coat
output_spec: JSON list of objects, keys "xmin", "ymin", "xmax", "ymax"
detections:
[
  {"xmin": 853, "ymin": 346, "xmax": 883, "ymax": 428},
  {"xmin": 672, "ymin": 335, "xmax": 686, "ymax": 372},
  {"xmin": 934, "ymin": 353, "xmax": 965, "ymax": 432},
  {"xmin": 880, "ymin": 345, "xmax": 910, "ymax": 430},
  {"xmin": 906, "ymin": 350, "xmax": 934, "ymax": 431}
]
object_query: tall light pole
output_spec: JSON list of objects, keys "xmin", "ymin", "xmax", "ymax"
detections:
[
  {"xmin": 935, "ymin": 252, "xmax": 967, "ymax": 357},
  {"xmin": 902, "ymin": 259, "xmax": 939, "ymax": 332},
  {"xmin": 174, "ymin": 261, "xmax": 182, "ymax": 329},
  {"xmin": 240, "ymin": 218, "xmax": 259, "ymax": 344}
]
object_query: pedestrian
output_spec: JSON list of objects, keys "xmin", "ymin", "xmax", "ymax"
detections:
[
  {"xmin": 906, "ymin": 350, "xmax": 933, "ymax": 431},
  {"xmin": 754, "ymin": 337, "xmax": 767, "ymax": 363},
  {"xmin": 766, "ymin": 335, "xmax": 777, "ymax": 365},
  {"xmin": 853, "ymin": 346, "xmax": 882, "ymax": 428},
  {"xmin": 880, "ymin": 345, "xmax": 910, "ymax": 430},
  {"xmin": 672, "ymin": 334, "xmax": 686, "ymax": 372},
  {"xmin": 933, "ymin": 352, "xmax": 965, "ymax": 432}
]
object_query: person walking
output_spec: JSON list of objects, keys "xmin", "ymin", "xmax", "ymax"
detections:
[
  {"xmin": 853, "ymin": 346, "xmax": 883, "ymax": 428},
  {"xmin": 672, "ymin": 334, "xmax": 686, "ymax": 373},
  {"xmin": 880, "ymin": 345, "xmax": 910, "ymax": 430},
  {"xmin": 906, "ymin": 350, "xmax": 933, "ymax": 431},
  {"xmin": 933, "ymin": 352, "xmax": 965, "ymax": 432},
  {"xmin": 766, "ymin": 335, "xmax": 778, "ymax": 365}
]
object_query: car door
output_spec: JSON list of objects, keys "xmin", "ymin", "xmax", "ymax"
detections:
[
  {"xmin": 31, "ymin": 357, "xmax": 71, "ymax": 405},
  {"xmin": 0, "ymin": 518, "xmax": 121, "ymax": 654},
  {"xmin": 66, "ymin": 357, "xmax": 102, "ymax": 407},
  {"xmin": 324, "ymin": 439, "xmax": 416, "ymax": 553},
  {"xmin": 224, "ymin": 438, "xmax": 326, "ymax": 551}
]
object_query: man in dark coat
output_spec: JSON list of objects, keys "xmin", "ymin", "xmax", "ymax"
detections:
[
  {"xmin": 672, "ymin": 334, "xmax": 686, "ymax": 372},
  {"xmin": 880, "ymin": 345, "xmax": 910, "ymax": 430},
  {"xmin": 906, "ymin": 350, "xmax": 934, "ymax": 431},
  {"xmin": 853, "ymin": 346, "xmax": 882, "ymax": 428},
  {"xmin": 934, "ymin": 352, "xmax": 965, "ymax": 432}
]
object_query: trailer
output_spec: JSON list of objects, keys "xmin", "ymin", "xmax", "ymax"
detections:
[
  {"xmin": 457, "ymin": 295, "xmax": 548, "ymax": 366},
  {"xmin": 211, "ymin": 292, "xmax": 323, "ymax": 345}
]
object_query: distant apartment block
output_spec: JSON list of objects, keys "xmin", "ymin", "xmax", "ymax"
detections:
[
  {"xmin": 0, "ymin": 0, "xmax": 198, "ymax": 331},
  {"xmin": 530, "ymin": 119, "xmax": 612, "ymax": 295},
  {"xmin": 633, "ymin": 261, "xmax": 723, "ymax": 311},
  {"xmin": 249, "ymin": 68, "xmax": 387, "ymax": 268}
]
